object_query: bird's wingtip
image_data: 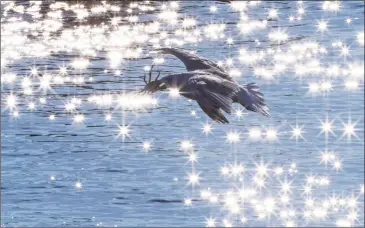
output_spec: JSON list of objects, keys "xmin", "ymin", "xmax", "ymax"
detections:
[{"xmin": 150, "ymin": 47, "xmax": 170, "ymax": 54}]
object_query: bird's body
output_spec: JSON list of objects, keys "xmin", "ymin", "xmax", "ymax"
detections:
[
  {"xmin": 144, "ymin": 70, "xmax": 269, "ymax": 123},
  {"xmin": 142, "ymin": 47, "xmax": 270, "ymax": 123}
]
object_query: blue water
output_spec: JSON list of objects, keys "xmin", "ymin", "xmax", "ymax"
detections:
[{"xmin": 1, "ymin": 1, "xmax": 364, "ymax": 227}]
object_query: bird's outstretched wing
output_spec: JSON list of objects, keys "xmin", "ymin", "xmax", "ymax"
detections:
[
  {"xmin": 155, "ymin": 48, "xmax": 230, "ymax": 79},
  {"xmin": 188, "ymin": 73, "xmax": 238, "ymax": 123},
  {"xmin": 196, "ymin": 98, "xmax": 230, "ymax": 124},
  {"xmin": 190, "ymin": 73, "xmax": 239, "ymax": 95},
  {"xmin": 192, "ymin": 54, "xmax": 226, "ymax": 72}
]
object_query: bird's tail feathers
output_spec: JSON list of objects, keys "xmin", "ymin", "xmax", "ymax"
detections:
[{"xmin": 236, "ymin": 82, "xmax": 270, "ymax": 117}]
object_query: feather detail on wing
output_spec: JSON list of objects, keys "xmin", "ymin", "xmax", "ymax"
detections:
[
  {"xmin": 196, "ymin": 98, "xmax": 230, "ymax": 124},
  {"xmin": 197, "ymin": 57, "xmax": 226, "ymax": 72},
  {"xmin": 236, "ymin": 82, "xmax": 270, "ymax": 117},
  {"xmin": 197, "ymin": 82, "xmax": 232, "ymax": 114},
  {"xmin": 186, "ymin": 73, "xmax": 238, "ymax": 123}
]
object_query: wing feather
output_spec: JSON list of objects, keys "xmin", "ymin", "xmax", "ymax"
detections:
[
  {"xmin": 196, "ymin": 98, "xmax": 229, "ymax": 124},
  {"xmin": 156, "ymin": 47, "xmax": 231, "ymax": 80},
  {"xmin": 197, "ymin": 83, "xmax": 232, "ymax": 114},
  {"xmin": 188, "ymin": 74, "xmax": 237, "ymax": 114}
]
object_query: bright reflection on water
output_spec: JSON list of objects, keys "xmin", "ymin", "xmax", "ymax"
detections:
[{"xmin": 1, "ymin": 1, "xmax": 364, "ymax": 227}]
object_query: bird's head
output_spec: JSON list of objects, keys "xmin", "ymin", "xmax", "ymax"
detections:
[{"xmin": 141, "ymin": 65, "xmax": 167, "ymax": 94}]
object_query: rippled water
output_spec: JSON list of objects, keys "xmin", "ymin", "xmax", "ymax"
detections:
[{"xmin": 1, "ymin": 1, "xmax": 364, "ymax": 227}]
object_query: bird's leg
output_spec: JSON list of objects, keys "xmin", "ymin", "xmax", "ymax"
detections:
[
  {"xmin": 148, "ymin": 65, "xmax": 154, "ymax": 83},
  {"xmin": 155, "ymin": 71, "xmax": 161, "ymax": 81},
  {"xmin": 143, "ymin": 73, "xmax": 147, "ymax": 84}
]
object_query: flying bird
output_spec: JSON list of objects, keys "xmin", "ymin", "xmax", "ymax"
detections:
[{"xmin": 141, "ymin": 66, "xmax": 269, "ymax": 123}]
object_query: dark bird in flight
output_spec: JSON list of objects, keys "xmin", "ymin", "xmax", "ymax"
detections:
[{"xmin": 141, "ymin": 63, "xmax": 270, "ymax": 123}]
